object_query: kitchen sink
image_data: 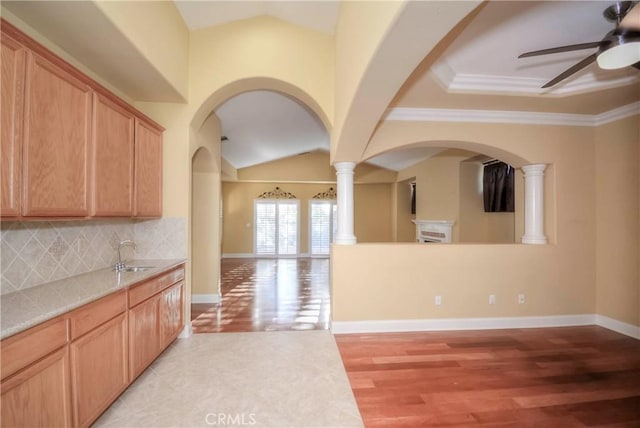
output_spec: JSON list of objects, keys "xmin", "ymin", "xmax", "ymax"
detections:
[{"xmin": 122, "ymin": 266, "xmax": 155, "ymax": 272}]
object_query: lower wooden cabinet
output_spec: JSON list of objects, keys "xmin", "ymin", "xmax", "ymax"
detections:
[
  {"xmin": 0, "ymin": 263, "xmax": 184, "ymax": 427},
  {"xmin": 70, "ymin": 313, "xmax": 128, "ymax": 428},
  {"xmin": 128, "ymin": 293, "xmax": 162, "ymax": 381},
  {"xmin": 1, "ymin": 347, "xmax": 73, "ymax": 427},
  {"xmin": 128, "ymin": 266, "xmax": 185, "ymax": 381},
  {"xmin": 161, "ymin": 281, "xmax": 184, "ymax": 349}
]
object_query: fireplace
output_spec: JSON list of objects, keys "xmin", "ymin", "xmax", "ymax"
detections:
[{"xmin": 412, "ymin": 220, "xmax": 455, "ymax": 243}]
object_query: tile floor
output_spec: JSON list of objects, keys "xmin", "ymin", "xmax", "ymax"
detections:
[{"xmin": 95, "ymin": 330, "xmax": 363, "ymax": 428}]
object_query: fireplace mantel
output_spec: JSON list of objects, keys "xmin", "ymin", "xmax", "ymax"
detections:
[{"xmin": 412, "ymin": 220, "xmax": 455, "ymax": 243}]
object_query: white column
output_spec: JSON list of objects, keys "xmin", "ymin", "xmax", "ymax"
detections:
[
  {"xmin": 521, "ymin": 164, "xmax": 547, "ymax": 244},
  {"xmin": 334, "ymin": 162, "xmax": 357, "ymax": 245}
]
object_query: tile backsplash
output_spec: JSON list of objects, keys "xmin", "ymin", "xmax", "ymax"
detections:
[{"xmin": 1, "ymin": 217, "xmax": 186, "ymax": 295}]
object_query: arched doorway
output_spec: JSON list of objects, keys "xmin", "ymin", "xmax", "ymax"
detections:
[{"xmin": 189, "ymin": 82, "xmax": 332, "ymax": 333}]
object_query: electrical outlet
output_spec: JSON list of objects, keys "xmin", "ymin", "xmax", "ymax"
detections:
[
  {"xmin": 435, "ymin": 295, "xmax": 442, "ymax": 306},
  {"xmin": 489, "ymin": 294, "xmax": 496, "ymax": 305},
  {"xmin": 518, "ymin": 294, "xmax": 525, "ymax": 304}
]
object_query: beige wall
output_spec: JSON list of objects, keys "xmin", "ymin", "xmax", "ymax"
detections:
[
  {"xmin": 94, "ymin": 0, "xmax": 189, "ymax": 99},
  {"xmin": 394, "ymin": 179, "xmax": 416, "ymax": 242},
  {"xmin": 333, "ymin": 120, "xmax": 595, "ymax": 323},
  {"xmin": 332, "ymin": 243, "xmax": 592, "ymax": 321},
  {"xmin": 0, "ymin": 6, "xmax": 134, "ymax": 103},
  {"xmin": 595, "ymin": 116, "xmax": 640, "ymax": 326},
  {"xmin": 189, "ymin": 15, "xmax": 334, "ymax": 131},
  {"xmin": 459, "ymin": 161, "xmax": 486, "ymax": 242},
  {"xmin": 192, "ymin": 169, "xmax": 219, "ymax": 295},
  {"xmin": 191, "ymin": 114, "xmax": 222, "ymax": 297},
  {"xmin": 222, "ymin": 181, "xmax": 393, "ymax": 254},
  {"xmin": 238, "ymin": 151, "xmax": 335, "ymax": 182},
  {"xmin": 397, "ymin": 149, "xmax": 513, "ymax": 243},
  {"xmin": 332, "ymin": 1, "xmax": 480, "ymax": 162},
  {"xmin": 355, "ymin": 184, "xmax": 393, "ymax": 243},
  {"xmin": 418, "ymin": 152, "xmax": 465, "ymax": 242},
  {"xmin": 236, "ymin": 150, "xmax": 396, "ymax": 184},
  {"xmin": 332, "ymin": 0, "xmax": 405, "ymax": 161}
]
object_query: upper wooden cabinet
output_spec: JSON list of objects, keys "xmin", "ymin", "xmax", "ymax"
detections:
[
  {"xmin": 134, "ymin": 118, "xmax": 163, "ymax": 218},
  {"xmin": 0, "ymin": 33, "xmax": 26, "ymax": 217},
  {"xmin": 0, "ymin": 19, "xmax": 164, "ymax": 220},
  {"xmin": 22, "ymin": 51, "xmax": 92, "ymax": 217},
  {"xmin": 92, "ymin": 94, "xmax": 135, "ymax": 216}
]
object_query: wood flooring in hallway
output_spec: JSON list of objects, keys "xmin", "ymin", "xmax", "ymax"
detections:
[
  {"xmin": 336, "ymin": 326, "xmax": 640, "ymax": 427},
  {"xmin": 191, "ymin": 258, "xmax": 330, "ymax": 333}
]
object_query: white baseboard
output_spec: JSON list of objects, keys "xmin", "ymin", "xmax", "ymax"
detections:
[
  {"xmin": 178, "ymin": 322, "xmax": 192, "ymax": 339},
  {"xmin": 191, "ymin": 293, "xmax": 221, "ymax": 304},
  {"xmin": 331, "ymin": 314, "xmax": 596, "ymax": 334},
  {"xmin": 596, "ymin": 315, "xmax": 640, "ymax": 339}
]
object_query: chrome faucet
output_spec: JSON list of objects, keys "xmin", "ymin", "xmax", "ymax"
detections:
[{"xmin": 115, "ymin": 240, "xmax": 136, "ymax": 272}]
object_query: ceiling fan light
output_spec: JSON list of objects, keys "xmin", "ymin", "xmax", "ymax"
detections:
[{"xmin": 597, "ymin": 41, "xmax": 640, "ymax": 69}]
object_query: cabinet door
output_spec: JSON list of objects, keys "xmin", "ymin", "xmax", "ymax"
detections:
[
  {"xmin": 128, "ymin": 294, "xmax": 161, "ymax": 381},
  {"xmin": 92, "ymin": 93, "xmax": 134, "ymax": 216},
  {"xmin": 23, "ymin": 51, "xmax": 92, "ymax": 217},
  {"xmin": 160, "ymin": 281, "xmax": 184, "ymax": 349},
  {"xmin": 134, "ymin": 118, "xmax": 162, "ymax": 217},
  {"xmin": 1, "ymin": 347, "xmax": 72, "ymax": 427},
  {"xmin": 1, "ymin": 33, "xmax": 25, "ymax": 217},
  {"xmin": 70, "ymin": 313, "xmax": 128, "ymax": 428}
]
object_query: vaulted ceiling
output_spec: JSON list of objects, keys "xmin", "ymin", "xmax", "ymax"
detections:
[{"xmin": 185, "ymin": 1, "xmax": 639, "ymax": 171}]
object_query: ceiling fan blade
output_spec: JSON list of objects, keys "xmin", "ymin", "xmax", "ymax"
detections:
[
  {"xmin": 541, "ymin": 53, "xmax": 598, "ymax": 88},
  {"xmin": 620, "ymin": 2, "xmax": 640, "ymax": 30},
  {"xmin": 519, "ymin": 42, "xmax": 607, "ymax": 58}
]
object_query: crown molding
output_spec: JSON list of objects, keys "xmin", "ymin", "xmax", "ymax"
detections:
[
  {"xmin": 430, "ymin": 60, "xmax": 640, "ymax": 96},
  {"xmin": 593, "ymin": 102, "xmax": 640, "ymax": 126},
  {"xmin": 385, "ymin": 101, "xmax": 639, "ymax": 127}
]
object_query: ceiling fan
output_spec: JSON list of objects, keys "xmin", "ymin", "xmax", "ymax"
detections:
[{"xmin": 518, "ymin": 1, "xmax": 640, "ymax": 88}]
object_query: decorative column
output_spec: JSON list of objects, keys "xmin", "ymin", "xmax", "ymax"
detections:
[
  {"xmin": 521, "ymin": 164, "xmax": 547, "ymax": 244},
  {"xmin": 334, "ymin": 162, "xmax": 357, "ymax": 245}
]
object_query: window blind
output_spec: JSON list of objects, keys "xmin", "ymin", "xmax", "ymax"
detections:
[{"xmin": 255, "ymin": 200, "xmax": 299, "ymax": 256}]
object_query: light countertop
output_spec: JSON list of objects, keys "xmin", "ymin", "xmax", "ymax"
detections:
[{"xmin": 1, "ymin": 259, "xmax": 186, "ymax": 340}]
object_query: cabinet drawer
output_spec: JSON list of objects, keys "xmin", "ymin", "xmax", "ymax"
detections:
[
  {"xmin": 70, "ymin": 290, "xmax": 126, "ymax": 340},
  {"xmin": 128, "ymin": 266, "xmax": 184, "ymax": 308},
  {"xmin": 1, "ymin": 316, "xmax": 68, "ymax": 380}
]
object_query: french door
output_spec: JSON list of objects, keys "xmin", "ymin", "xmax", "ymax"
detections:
[
  {"xmin": 254, "ymin": 199, "xmax": 299, "ymax": 256},
  {"xmin": 309, "ymin": 200, "xmax": 337, "ymax": 256}
]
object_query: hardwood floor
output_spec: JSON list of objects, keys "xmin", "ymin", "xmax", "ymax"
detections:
[
  {"xmin": 335, "ymin": 326, "xmax": 640, "ymax": 427},
  {"xmin": 192, "ymin": 259, "xmax": 639, "ymax": 425},
  {"xmin": 191, "ymin": 258, "xmax": 330, "ymax": 333}
]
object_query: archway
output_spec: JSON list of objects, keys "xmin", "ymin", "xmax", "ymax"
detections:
[
  {"xmin": 188, "ymin": 80, "xmax": 332, "ymax": 333},
  {"xmin": 190, "ymin": 77, "xmax": 332, "ymax": 136},
  {"xmin": 365, "ymin": 140, "xmax": 542, "ymax": 244}
]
